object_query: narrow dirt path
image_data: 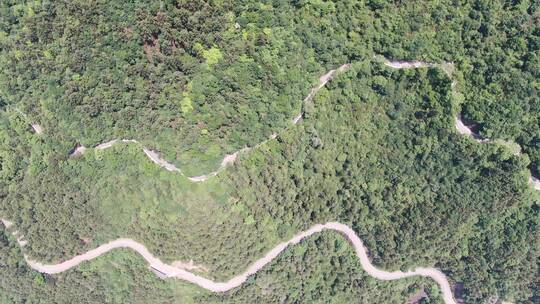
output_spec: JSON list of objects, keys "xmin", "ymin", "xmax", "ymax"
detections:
[
  {"xmin": 454, "ymin": 115, "xmax": 488, "ymax": 143},
  {"xmin": 383, "ymin": 60, "xmax": 435, "ymax": 69},
  {"xmin": 454, "ymin": 115, "xmax": 475, "ymax": 137},
  {"xmin": 3, "ymin": 221, "xmax": 455, "ymax": 304},
  {"xmin": 530, "ymin": 176, "xmax": 540, "ymax": 190},
  {"xmin": 36, "ymin": 57, "xmax": 539, "ymax": 190},
  {"xmin": 142, "ymin": 148, "xmax": 181, "ymax": 172},
  {"xmin": 69, "ymin": 64, "xmax": 351, "ymax": 182},
  {"xmin": 95, "ymin": 139, "xmax": 120, "ymax": 150},
  {"xmin": 293, "ymin": 64, "xmax": 350, "ymax": 124},
  {"xmin": 31, "ymin": 123, "xmax": 43, "ymax": 134}
]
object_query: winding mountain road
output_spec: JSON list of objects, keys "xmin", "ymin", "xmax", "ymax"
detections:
[
  {"xmin": 4, "ymin": 221, "xmax": 456, "ymax": 304},
  {"xmin": 10, "ymin": 57, "xmax": 537, "ymax": 304},
  {"xmin": 4, "ymin": 60, "xmax": 460, "ymax": 303}
]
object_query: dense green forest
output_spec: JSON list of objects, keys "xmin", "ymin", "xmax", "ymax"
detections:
[{"xmin": 0, "ymin": 0, "xmax": 538, "ymax": 303}]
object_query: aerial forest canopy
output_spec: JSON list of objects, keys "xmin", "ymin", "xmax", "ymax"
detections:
[{"xmin": 0, "ymin": 0, "xmax": 538, "ymax": 303}]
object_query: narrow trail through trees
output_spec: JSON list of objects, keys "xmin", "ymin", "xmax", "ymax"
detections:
[
  {"xmin": 30, "ymin": 57, "xmax": 539, "ymax": 189},
  {"xmin": 66, "ymin": 63, "xmax": 350, "ymax": 182}
]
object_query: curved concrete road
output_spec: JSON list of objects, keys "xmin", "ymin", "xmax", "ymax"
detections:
[
  {"xmin": 12, "ymin": 222, "xmax": 455, "ymax": 304},
  {"xmin": 455, "ymin": 115, "xmax": 539, "ymax": 190},
  {"xmin": 31, "ymin": 123, "xmax": 43, "ymax": 134},
  {"xmin": 454, "ymin": 115, "xmax": 488, "ymax": 143},
  {"xmin": 529, "ymin": 176, "xmax": 540, "ymax": 190}
]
